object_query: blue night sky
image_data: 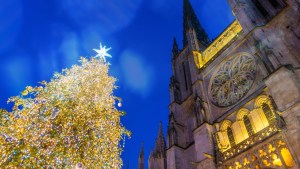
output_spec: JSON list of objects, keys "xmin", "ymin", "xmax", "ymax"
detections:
[{"xmin": 0, "ymin": 0, "xmax": 234, "ymax": 168}]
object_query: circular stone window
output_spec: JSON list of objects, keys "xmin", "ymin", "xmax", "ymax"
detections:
[{"xmin": 209, "ymin": 53, "xmax": 256, "ymax": 107}]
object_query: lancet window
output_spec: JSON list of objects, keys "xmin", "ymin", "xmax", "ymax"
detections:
[
  {"xmin": 262, "ymin": 102, "xmax": 275, "ymax": 124},
  {"xmin": 227, "ymin": 127, "xmax": 235, "ymax": 147},
  {"xmin": 243, "ymin": 115, "xmax": 254, "ymax": 136}
]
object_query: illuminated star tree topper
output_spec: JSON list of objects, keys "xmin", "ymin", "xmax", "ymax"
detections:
[{"xmin": 93, "ymin": 43, "xmax": 112, "ymax": 62}]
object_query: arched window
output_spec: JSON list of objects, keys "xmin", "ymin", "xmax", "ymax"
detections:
[
  {"xmin": 182, "ymin": 62, "xmax": 188, "ymax": 91},
  {"xmin": 243, "ymin": 115, "xmax": 254, "ymax": 136},
  {"xmin": 262, "ymin": 103, "xmax": 275, "ymax": 124},
  {"xmin": 227, "ymin": 127, "xmax": 235, "ymax": 146},
  {"xmin": 252, "ymin": 0, "xmax": 269, "ymax": 18}
]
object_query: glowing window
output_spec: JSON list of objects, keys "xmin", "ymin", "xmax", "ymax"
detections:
[{"xmin": 281, "ymin": 148, "xmax": 295, "ymax": 167}]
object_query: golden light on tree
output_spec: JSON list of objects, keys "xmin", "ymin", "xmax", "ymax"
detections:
[{"xmin": 0, "ymin": 47, "xmax": 130, "ymax": 168}]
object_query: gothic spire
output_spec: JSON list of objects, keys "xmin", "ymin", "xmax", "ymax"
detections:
[
  {"xmin": 138, "ymin": 142, "xmax": 144, "ymax": 169},
  {"xmin": 154, "ymin": 121, "xmax": 166, "ymax": 157},
  {"xmin": 172, "ymin": 37, "xmax": 179, "ymax": 57},
  {"xmin": 158, "ymin": 121, "xmax": 164, "ymax": 137},
  {"xmin": 139, "ymin": 142, "xmax": 144, "ymax": 159},
  {"xmin": 183, "ymin": 0, "xmax": 210, "ymax": 46},
  {"xmin": 149, "ymin": 148, "xmax": 154, "ymax": 157}
]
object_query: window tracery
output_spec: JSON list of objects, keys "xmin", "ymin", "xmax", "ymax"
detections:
[{"xmin": 209, "ymin": 53, "xmax": 256, "ymax": 107}]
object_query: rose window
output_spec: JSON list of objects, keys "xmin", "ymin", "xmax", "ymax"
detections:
[{"xmin": 209, "ymin": 54, "xmax": 256, "ymax": 107}]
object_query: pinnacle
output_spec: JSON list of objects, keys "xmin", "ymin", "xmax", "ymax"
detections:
[
  {"xmin": 158, "ymin": 121, "xmax": 164, "ymax": 137},
  {"xmin": 139, "ymin": 142, "xmax": 144, "ymax": 158},
  {"xmin": 154, "ymin": 121, "xmax": 166, "ymax": 156},
  {"xmin": 173, "ymin": 37, "xmax": 178, "ymax": 47},
  {"xmin": 172, "ymin": 37, "xmax": 179, "ymax": 57},
  {"xmin": 138, "ymin": 142, "xmax": 145, "ymax": 169},
  {"xmin": 183, "ymin": 0, "xmax": 210, "ymax": 46}
]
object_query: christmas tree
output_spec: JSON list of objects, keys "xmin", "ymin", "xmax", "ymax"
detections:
[{"xmin": 0, "ymin": 43, "xmax": 130, "ymax": 168}]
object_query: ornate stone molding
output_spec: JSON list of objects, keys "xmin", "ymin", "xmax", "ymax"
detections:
[
  {"xmin": 217, "ymin": 121, "xmax": 281, "ymax": 162},
  {"xmin": 193, "ymin": 20, "xmax": 243, "ymax": 69},
  {"xmin": 219, "ymin": 134, "xmax": 297, "ymax": 169}
]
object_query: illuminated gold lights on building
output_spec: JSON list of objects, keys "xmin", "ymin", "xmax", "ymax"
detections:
[
  {"xmin": 214, "ymin": 95, "xmax": 296, "ymax": 168},
  {"xmin": 224, "ymin": 139, "xmax": 295, "ymax": 169},
  {"xmin": 216, "ymin": 95, "xmax": 275, "ymax": 153},
  {"xmin": 193, "ymin": 20, "xmax": 243, "ymax": 69}
]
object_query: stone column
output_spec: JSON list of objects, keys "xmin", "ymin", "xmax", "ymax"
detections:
[{"xmin": 193, "ymin": 123, "xmax": 217, "ymax": 169}]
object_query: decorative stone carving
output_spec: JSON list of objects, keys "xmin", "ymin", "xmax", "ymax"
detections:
[
  {"xmin": 192, "ymin": 20, "xmax": 243, "ymax": 69},
  {"xmin": 209, "ymin": 53, "xmax": 256, "ymax": 107},
  {"xmin": 170, "ymin": 76, "xmax": 181, "ymax": 103},
  {"xmin": 194, "ymin": 93, "xmax": 207, "ymax": 125},
  {"xmin": 221, "ymin": 136, "xmax": 296, "ymax": 169}
]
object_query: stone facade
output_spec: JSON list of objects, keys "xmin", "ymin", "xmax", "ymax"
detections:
[{"xmin": 139, "ymin": 0, "xmax": 300, "ymax": 168}]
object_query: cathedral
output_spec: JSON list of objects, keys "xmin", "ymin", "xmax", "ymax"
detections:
[{"xmin": 139, "ymin": 0, "xmax": 300, "ymax": 168}]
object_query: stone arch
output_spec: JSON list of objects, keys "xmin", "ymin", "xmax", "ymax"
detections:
[
  {"xmin": 254, "ymin": 95, "xmax": 271, "ymax": 108},
  {"xmin": 236, "ymin": 108, "xmax": 255, "ymax": 137},
  {"xmin": 236, "ymin": 108, "xmax": 250, "ymax": 121},
  {"xmin": 219, "ymin": 120, "xmax": 237, "ymax": 147},
  {"xmin": 254, "ymin": 95, "xmax": 276, "ymax": 125},
  {"xmin": 215, "ymin": 131, "xmax": 231, "ymax": 152},
  {"xmin": 220, "ymin": 120, "xmax": 233, "ymax": 132}
]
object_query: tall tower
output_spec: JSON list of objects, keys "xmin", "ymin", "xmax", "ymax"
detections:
[
  {"xmin": 167, "ymin": 0, "xmax": 215, "ymax": 168},
  {"xmin": 171, "ymin": 0, "xmax": 211, "ymax": 101}
]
